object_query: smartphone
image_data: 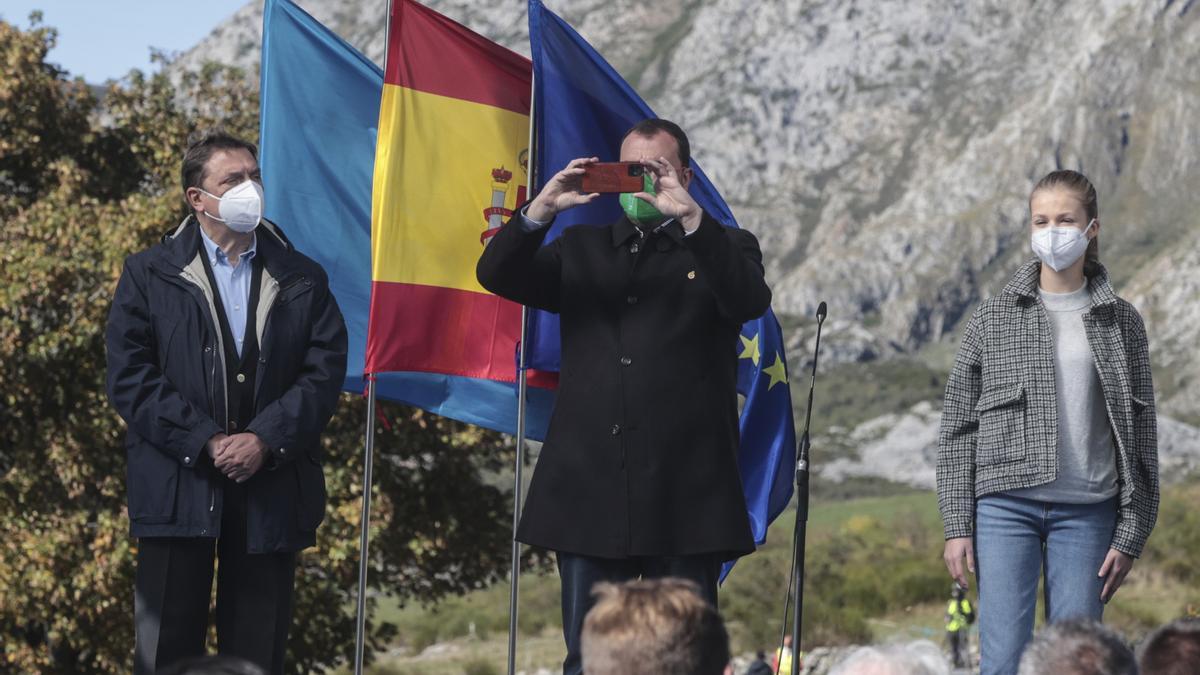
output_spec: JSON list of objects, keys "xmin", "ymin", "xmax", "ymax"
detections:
[{"xmin": 581, "ymin": 162, "xmax": 645, "ymax": 193}]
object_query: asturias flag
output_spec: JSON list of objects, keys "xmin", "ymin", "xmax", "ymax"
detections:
[{"xmin": 527, "ymin": 0, "xmax": 797, "ymax": 564}]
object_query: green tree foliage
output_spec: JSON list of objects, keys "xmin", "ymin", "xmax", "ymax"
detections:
[{"xmin": 0, "ymin": 18, "xmax": 513, "ymax": 673}]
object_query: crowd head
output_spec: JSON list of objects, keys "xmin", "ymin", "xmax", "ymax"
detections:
[
  {"xmin": 581, "ymin": 577, "xmax": 729, "ymax": 675},
  {"xmin": 1137, "ymin": 617, "xmax": 1200, "ymax": 675}
]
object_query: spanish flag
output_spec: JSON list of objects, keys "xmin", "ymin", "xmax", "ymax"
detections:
[{"xmin": 366, "ymin": 0, "xmax": 538, "ymax": 385}]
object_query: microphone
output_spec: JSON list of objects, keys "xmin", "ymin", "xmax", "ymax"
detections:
[{"xmin": 816, "ymin": 301, "xmax": 827, "ymax": 323}]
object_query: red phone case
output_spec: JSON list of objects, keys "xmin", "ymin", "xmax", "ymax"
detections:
[{"xmin": 581, "ymin": 162, "xmax": 645, "ymax": 193}]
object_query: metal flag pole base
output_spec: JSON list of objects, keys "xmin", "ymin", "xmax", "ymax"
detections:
[{"xmin": 354, "ymin": 376, "xmax": 378, "ymax": 675}]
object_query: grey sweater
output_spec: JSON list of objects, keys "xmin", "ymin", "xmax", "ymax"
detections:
[{"xmin": 1008, "ymin": 280, "xmax": 1119, "ymax": 503}]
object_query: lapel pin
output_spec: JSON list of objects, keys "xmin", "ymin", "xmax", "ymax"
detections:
[{"xmin": 687, "ymin": 270, "xmax": 696, "ymax": 280}]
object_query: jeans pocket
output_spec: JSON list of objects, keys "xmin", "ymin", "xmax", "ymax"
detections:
[{"xmin": 975, "ymin": 383, "xmax": 1026, "ymax": 465}]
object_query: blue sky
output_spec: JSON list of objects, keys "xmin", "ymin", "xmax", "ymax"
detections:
[{"xmin": 2, "ymin": 1, "xmax": 250, "ymax": 83}]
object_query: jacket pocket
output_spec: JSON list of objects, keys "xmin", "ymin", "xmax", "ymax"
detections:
[
  {"xmin": 126, "ymin": 440, "xmax": 180, "ymax": 524},
  {"xmin": 294, "ymin": 452, "xmax": 326, "ymax": 532},
  {"xmin": 974, "ymin": 383, "xmax": 1026, "ymax": 466}
]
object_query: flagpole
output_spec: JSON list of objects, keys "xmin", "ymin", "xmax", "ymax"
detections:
[
  {"xmin": 507, "ymin": 56, "xmax": 538, "ymax": 675},
  {"xmin": 354, "ymin": 375, "xmax": 378, "ymax": 675},
  {"xmin": 352, "ymin": 2, "xmax": 392, "ymax": 672}
]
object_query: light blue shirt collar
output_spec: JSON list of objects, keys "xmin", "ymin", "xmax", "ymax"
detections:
[{"xmin": 198, "ymin": 224, "xmax": 257, "ymax": 268}]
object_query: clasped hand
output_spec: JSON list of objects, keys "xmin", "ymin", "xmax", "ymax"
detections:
[{"xmin": 205, "ymin": 432, "xmax": 268, "ymax": 483}]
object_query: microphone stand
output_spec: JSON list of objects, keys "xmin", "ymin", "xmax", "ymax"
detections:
[{"xmin": 782, "ymin": 301, "xmax": 827, "ymax": 675}]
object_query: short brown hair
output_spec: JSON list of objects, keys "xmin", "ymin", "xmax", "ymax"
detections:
[
  {"xmin": 1017, "ymin": 619, "xmax": 1136, "ymax": 675},
  {"xmin": 1031, "ymin": 169, "xmax": 1101, "ymax": 273},
  {"xmin": 1137, "ymin": 618, "xmax": 1200, "ymax": 675},
  {"xmin": 581, "ymin": 578, "xmax": 729, "ymax": 675},
  {"xmin": 180, "ymin": 129, "xmax": 257, "ymax": 210}
]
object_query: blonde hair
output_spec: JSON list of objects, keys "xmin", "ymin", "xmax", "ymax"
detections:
[
  {"xmin": 1031, "ymin": 169, "xmax": 1101, "ymax": 275},
  {"xmin": 581, "ymin": 578, "xmax": 729, "ymax": 675}
]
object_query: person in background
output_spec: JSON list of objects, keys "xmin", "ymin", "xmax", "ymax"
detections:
[
  {"xmin": 937, "ymin": 170, "xmax": 1159, "ymax": 675},
  {"xmin": 774, "ymin": 634, "xmax": 794, "ymax": 674},
  {"xmin": 746, "ymin": 650, "xmax": 774, "ymax": 675},
  {"xmin": 945, "ymin": 582, "xmax": 975, "ymax": 668}
]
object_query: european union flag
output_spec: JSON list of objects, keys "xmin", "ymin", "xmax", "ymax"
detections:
[{"xmin": 527, "ymin": 0, "xmax": 797, "ymax": 566}]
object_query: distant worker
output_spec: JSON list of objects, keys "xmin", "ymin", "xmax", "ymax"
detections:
[
  {"xmin": 946, "ymin": 582, "xmax": 976, "ymax": 668},
  {"xmin": 746, "ymin": 651, "xmax": 773, "ymax": 675},
  {"xmin": 774, "ymin": 634, "xmax": 794, "ymax": 674}
]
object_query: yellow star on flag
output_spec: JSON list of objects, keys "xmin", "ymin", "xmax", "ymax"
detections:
[
  {"xmin": 738, "ymin": 333, "xmax": 761, "ymax": 367},
  {"xmin": 764, "ymin": 352, "xmax": 788, "ymax": 390}
]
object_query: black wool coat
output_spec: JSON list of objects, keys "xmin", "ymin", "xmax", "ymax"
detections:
[
  {"xmin": 477, "ymin": 210, "xmax": 771, "ymax": 560},
  {"xmin": 106, "ymin": 217, "xmax": 347, "ymax": 553}
]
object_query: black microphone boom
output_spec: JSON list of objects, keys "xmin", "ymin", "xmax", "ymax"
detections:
[{"xmin": 777, "ymin": 301, "xmax": 827, "ymax": 675}]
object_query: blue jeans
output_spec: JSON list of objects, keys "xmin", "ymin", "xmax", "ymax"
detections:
[{"xmin": 974, "ymin": 494, "xmax": 1117, "ymax": 675}]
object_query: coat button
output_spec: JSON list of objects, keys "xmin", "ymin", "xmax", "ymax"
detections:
[
  {"xmin": 280, "ymin": 447, "xmax": 287, "ymax": 455},
  {"xmin": 184, "ymin": 456, "xmax": 191, "ymax": 464},
  {"xmin": 610, "ymin": 424, "xmax": 621, "ymax": 435},
  {"xmin": 626, "ymin": 295, "xmax": 638, "ymax": 304},
  {"xmin": 620, "ymin": 356, "xmax": 632, "ymax": 366},
  {"xmin": 236, "ymin": 373, "xmax": 246, "ymax": 383}
]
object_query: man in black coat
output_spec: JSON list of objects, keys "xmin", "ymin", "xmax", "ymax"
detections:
[
  {"xmin": 106, "ymin": 131, "xmax": 347, "ymax": 674},
  {"xmin": 477, "ymin": 119, "xmax": 771, "ymax": 675}
]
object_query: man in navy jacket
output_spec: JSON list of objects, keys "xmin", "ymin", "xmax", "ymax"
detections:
[{"xmin": 106, "ymin": 130, "xmax": 347, "ymax": 674}]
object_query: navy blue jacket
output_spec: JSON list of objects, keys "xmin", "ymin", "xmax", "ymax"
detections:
[{"xmin": 106, "ymin": 217, "xmax": 347, "ymax": 552}]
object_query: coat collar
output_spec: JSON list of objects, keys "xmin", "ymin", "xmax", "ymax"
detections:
[
  {"xmin": 157, "ymin": 215, "xmax": 297, "ymax": 279},
  {"xmin": 1003, "ymin": 259, "xmax": 1119, "ymax": 307},
  {"xmin": 610, "ymin": 216, "xmax": 685, "ymax": 248}
]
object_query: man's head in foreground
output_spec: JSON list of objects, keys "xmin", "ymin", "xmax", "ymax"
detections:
[
  {"xmin": 581, "ymin": 577, "xmax": 729, "ymax": 675},
  {"xmin": 1137, "ymin": 617, "xmax": 1200, "ymax": 675},
  {"xmin": 1018, "ymin": 619, "xmax": 1136, "ymax": 675}
]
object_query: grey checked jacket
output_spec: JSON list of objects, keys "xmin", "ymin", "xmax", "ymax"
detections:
[{"xmin": 936, "ymin": 260, "xmax": 1159, "ymax": 557}]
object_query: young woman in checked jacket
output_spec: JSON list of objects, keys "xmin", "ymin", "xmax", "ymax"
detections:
[{"xmin": 936, "ymin": 170, "xmax": 1159, "ymax": 675}]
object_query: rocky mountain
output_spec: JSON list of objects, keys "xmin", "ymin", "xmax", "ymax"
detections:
[{"xmin": 177, "ymin": 0, "xmax": 1200, "ymax": 429}]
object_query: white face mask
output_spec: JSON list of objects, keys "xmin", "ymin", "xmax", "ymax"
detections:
[
  {"xmin": 1031, "ymin": 218, "xmax": 1095, "ymax": 272},
  {"xmin": 199, "ymin": 180, "xmax": 264, "ymax": 233}
]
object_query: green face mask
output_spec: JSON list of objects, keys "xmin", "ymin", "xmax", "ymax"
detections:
[{"xmin": 619, "ymin": 173, "xmax": 664, "ymax": 228}]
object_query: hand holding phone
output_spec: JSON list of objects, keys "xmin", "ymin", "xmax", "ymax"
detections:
[{"xmin": 581, "ymin": 162, "xmax": 645, "ymax": 193}]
